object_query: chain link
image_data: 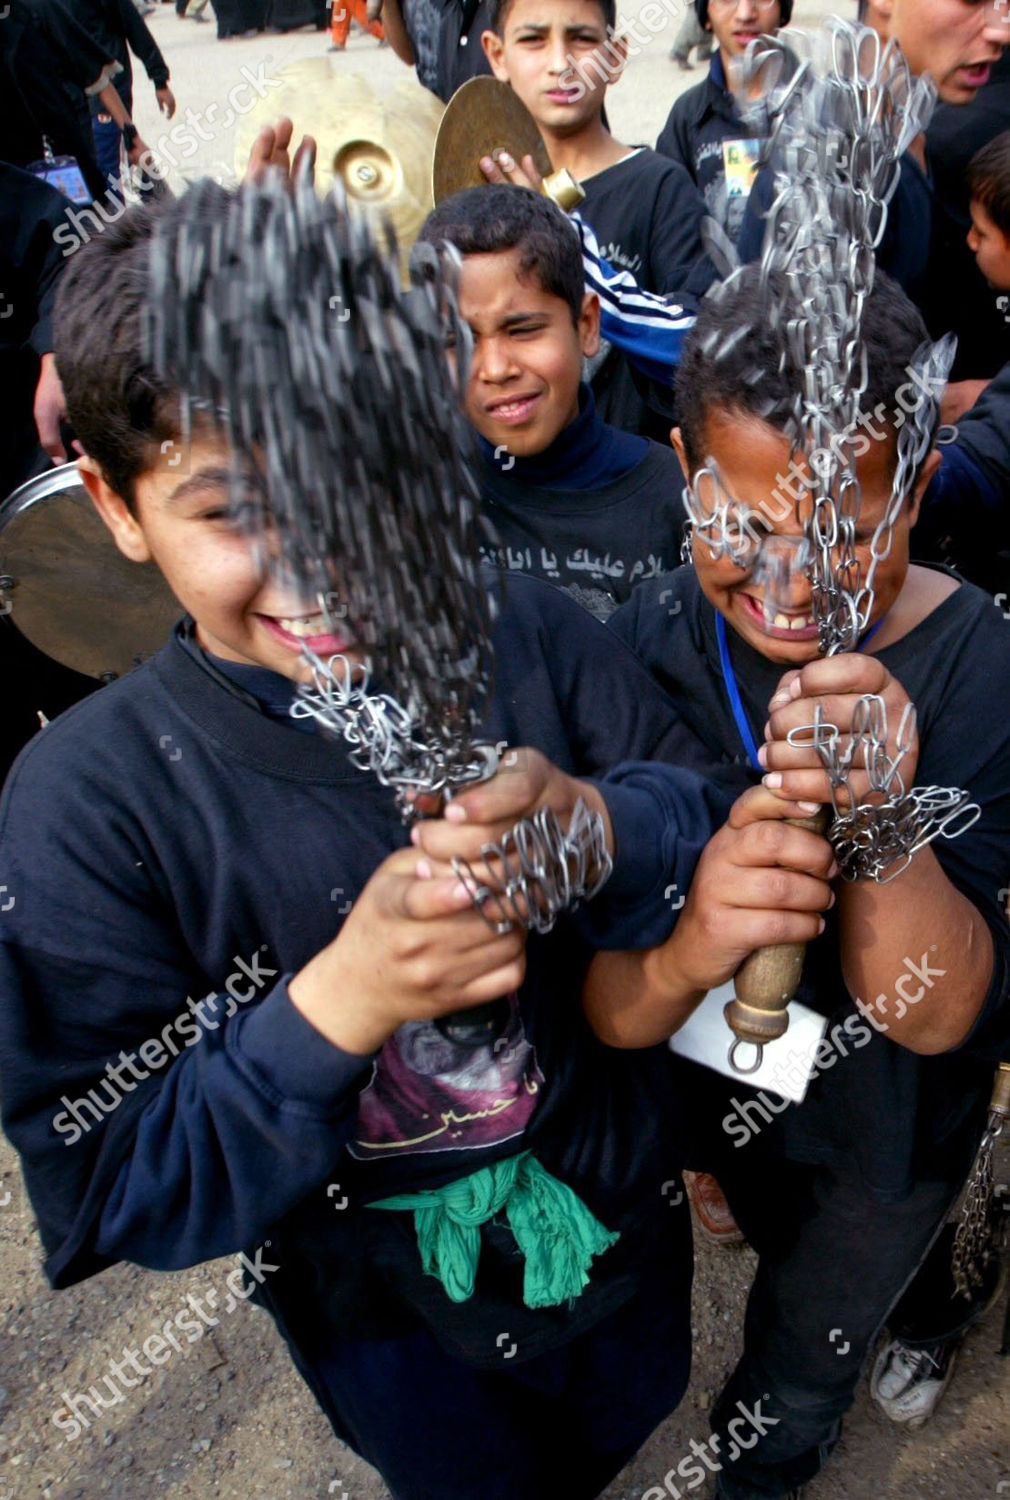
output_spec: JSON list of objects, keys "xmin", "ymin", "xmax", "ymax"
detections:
[{"xmin": 787, "ymin": 700, "xmax": 979, "ymax": 882}]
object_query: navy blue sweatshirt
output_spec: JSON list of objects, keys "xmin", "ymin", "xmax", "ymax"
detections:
[
  {"xmin": 0, "ymin": 571, "xmax": 735, "ymax": 1367},
  {"xmin": 477, "ymin": 384, "xmax": 687, "ymax": 620}
]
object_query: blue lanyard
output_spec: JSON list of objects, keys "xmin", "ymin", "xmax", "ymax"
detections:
[{"xmin": 714, "ymin": 610, "xmax": 888, "ymax": 773}]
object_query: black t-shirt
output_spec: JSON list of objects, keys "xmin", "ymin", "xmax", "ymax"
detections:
[
  {"xmin": 610, "ymin": 566, "xmax": 1010, "ymax": 1199},
  {"xmin": 922, "ymin": 52, "xmax": 1010, "ymax": 379},
  {"xmin": 430, "ymin": 0, "xmax": 494, "ymax": 102},
  {"xmin": 578, "ymin": 147, "xmax": 715, "ymax": 439}
]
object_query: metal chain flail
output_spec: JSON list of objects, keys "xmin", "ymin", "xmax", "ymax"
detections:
[
  {"xmin": 453, "ymin": 799, "xmax": 614, "ymax": 937},
  {"xmin": 147, "ymin": 172, "xmax": 611, "ymax": 935},
  {"xmin": 951, "ymin": 1064, "xmax": 1010, "ymax": 1299},
  {"xmin": 786, "ymin": 701, "xmax": 980, "ymax": 882},
  {"xmin": 690, "ymin": 20, "xmax": 972, "ymax": 884}
]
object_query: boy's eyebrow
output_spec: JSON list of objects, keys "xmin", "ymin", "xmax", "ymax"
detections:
[
  {"xmin": 166, "ymin": 467, "xmax": 236, "ymax": 505},
  {"xmin": 499, "ymin": 310, "xmax": 550, "ymax": 327},
  {"xmin": 511, "ymin": 19, "xmax": 604, "ymax": 33}
]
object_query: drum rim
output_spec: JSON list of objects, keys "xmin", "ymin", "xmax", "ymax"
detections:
[{"xmin": 0, "ymin": 462, "xmax": 86, "ymax": 526}]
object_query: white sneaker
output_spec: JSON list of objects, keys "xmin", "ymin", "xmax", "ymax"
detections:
[{"xmin": 870, "ymin": 1337, "xmax": 960, "ymax": 1429}]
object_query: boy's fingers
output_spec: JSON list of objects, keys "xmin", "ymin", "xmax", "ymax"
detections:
[
  {"xmin": 762, "ymin": 769, "xmax": 868, "ymax": 806},
  {"xmin": 767, "ymin": 667, "xmax": 802, "ymax": 711},
  {"xmin": 723, "ymin": 908, "xmax": 827, "ymax": 953},
  {"xmin": 766, "ymin": 690, "xmax": 905, "ymax": 746},
  {"xmin": 734, "ymin": 820, "xmax": 836, "ymax": 878},
  {"xmin": 291, "ymin": 133, "xmax": 317, "ymax": 181},
  {"xmin": 791, "ymin": 653, "xmax": 891, "ymax": 701},
  {"xmin": 398, "ymin": 873, "xmax": 479, "ymax": 921},
  {"xmin": 718, "ymin": 867, "xmax": 835, "ymax": 914},
  {"xmin": 728, "ymin": 784, "xmax": 825, "ymax": 828},
  {"xmin": 479, "ymin": 153, "xmax": 507, "ymax": 184},
  {"xmin": 453, "ymin": 953, "xmax": 528, "ymax": 1005},
  {"xmin": 441, "ymin": 749, "xmax": 545, "ymax": 821}
]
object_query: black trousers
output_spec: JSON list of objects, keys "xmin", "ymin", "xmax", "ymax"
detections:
[
  {"xmin": 709, "ymin": 1153, "xmax": 973, "ymax": 1499},
  {"xmin": 283, "ymin": 1244, "xmax": 693, "ymax": 1500}
]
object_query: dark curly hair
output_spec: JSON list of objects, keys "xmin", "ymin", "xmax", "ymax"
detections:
[
  {"xmin": 418, "ymin": 184, "xmax": 585, "ymax": 325},
  {"xmin": 675, "ymin": 263, "xmax": 932, "ymax": 474}
]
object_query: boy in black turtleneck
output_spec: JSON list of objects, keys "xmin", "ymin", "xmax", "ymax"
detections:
[{"xmin": 419, "ymin": 185, "xmax": 688, "ymax": 621}]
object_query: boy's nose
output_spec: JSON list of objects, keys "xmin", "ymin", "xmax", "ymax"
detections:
[
  {"xmin": 982, "ymin": 1, "xmax": 1010, "ymax": 45},
  {"xmin": 475, "ymin": 337, "xmax": 517, "ymax": 383}
]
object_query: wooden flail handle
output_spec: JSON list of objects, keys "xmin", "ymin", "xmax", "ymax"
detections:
[{"xmin": 723, "ymin": 808, "xmax": 830, "ymax": 1074}]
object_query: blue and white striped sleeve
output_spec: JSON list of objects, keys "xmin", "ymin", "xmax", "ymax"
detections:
[{"xmin": 574, "ymin": 214, "xmax": 696, "ymax": 387}]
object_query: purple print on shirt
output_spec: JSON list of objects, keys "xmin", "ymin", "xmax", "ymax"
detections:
[{"xmin": 349, "ymin": 992, "xmax": 544, "ymax": 1160}]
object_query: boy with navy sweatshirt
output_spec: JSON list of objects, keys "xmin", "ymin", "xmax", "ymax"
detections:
[
  {"xmin": 0, "ymin": 187, "xmax": 754, "ymax": 1500},
  {"xmin": 420, "ymin": 185, "xmax": 687, "ymax": 620}
]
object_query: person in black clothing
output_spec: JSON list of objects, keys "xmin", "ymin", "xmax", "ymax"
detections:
[
  {"xmin": 601, "ymin": 265, "xmax": 1010, "ymax": 1499},
  {"xmin": 78, "ymin": 0, "xmax": 176, "ymax": 188},
  {"xmin": 913, "ymin": 129, "xmax": 1010, "ymax": 596},
  {"xmin": 419, "ymin": 186, "xmax": 687, "ymax": 618},
  {"xmin": 922, "ymin": 50, "xmax": 1010, "ymax": 386},
  {"xmin": 0, "ymin": 162, "xmax": 99, "ymax": 784},
  {"xmin": 0, "ymin": 182, "xmax": 773, "ymax": 1500},
  {"xmin": 0, "ymin": 0, "xmax": 150, "ymax": 204},
  {"xmin": 656, "ymin": 0, "xmax": 790, "ymax": 243},
  {"xmin": 737, "ymin": 0, "xmax": 1010, "ymax": 317},
  {"xmin": 383, "ymin": 0, "xmax": 494, "ymax": 99},
  {"xmin": 481, "ymin": 0, "xmax": 715, "ymax": 437}
]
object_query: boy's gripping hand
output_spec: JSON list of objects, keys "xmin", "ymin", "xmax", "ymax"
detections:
[
  {"xmin": 758, "ymin": 654, "xmax": 919, "ymax": 807},
  {"xmin": 407, "ymin": 748, "xmax": 613, "ymax": 869},
  {"xmin": 289, "ymin": 847, "xmax": 527, "ymax": 1058},
  {"xmin": 583, "ymin": 786, "xmax": 836, "ymax": 1048},
  {"xmin": 661, "ymin": 786, "xmax": 836, "ymax": 994}
]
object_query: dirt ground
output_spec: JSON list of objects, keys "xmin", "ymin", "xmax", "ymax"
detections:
[
  {"xmin": 3, "ymin": 2, "xmax": 1009, "ymax": 1496},
  {"xmin": 1, "ymin": 1131, "xmax": 1007, "ymax": 1500}
]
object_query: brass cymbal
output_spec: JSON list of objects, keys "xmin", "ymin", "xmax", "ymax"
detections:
[
  {"xmin": 234, "ymin": 65, "xmax": 444, "ymax": 279},
  {"xmin": 0, "ymin": 465, "xmax": 180, "ymax": 680},
  {"xmin": 432, "ymin": 77, "xmax": 552, "ymax": 204}
]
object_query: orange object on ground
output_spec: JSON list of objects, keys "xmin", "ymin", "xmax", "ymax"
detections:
[
  {"xmin": 684, "ymin": 1170, "xmax": 746, "ymax": 1245},
  {"xmin": 330, "ymin": 0, "xmax": 384, "ymax": 45}
]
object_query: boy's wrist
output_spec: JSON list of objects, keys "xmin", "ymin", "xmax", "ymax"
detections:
[{"xmin": 289, "ymin": 950, "xmax": 396, "ymax": 1057}]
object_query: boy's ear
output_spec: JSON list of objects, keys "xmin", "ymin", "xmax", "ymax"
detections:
[
  {"xmin": 670, "ymin": 425, "xmax": 690, "ymax": 477},
  {"xmin": 578, "ymin": 290, "xmax": 601, "ymax": 358},
  {"xmin": 907, "ymin": 446, "xmax": 941, "ymax": 529},
  {"xmin": 77, "ymin": 455, "xmax": 153, "ymax": 564},
  {"xmin": 482, "ymin": 27, "xmax": 509, "ymax": 76}
]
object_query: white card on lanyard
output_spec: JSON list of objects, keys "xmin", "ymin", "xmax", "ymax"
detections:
[{"xmin": 668, "ymin": 980, "xmax": 828, "ymax": 1105}]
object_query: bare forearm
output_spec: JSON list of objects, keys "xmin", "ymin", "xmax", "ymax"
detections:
[
  {"xmin": 839, "ymin": 848, "xmax": 993, "ymax": 1054},
  {"xmin": 98, "ymin": 83, "xmax": 130, "ymax": 129},
  {"xmin": 583, "ymin": 938, "xmax": 705, "ymax": 1049}
]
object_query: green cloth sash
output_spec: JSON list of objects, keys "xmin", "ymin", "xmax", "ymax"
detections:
[{"xmin": 371, "ymin": 1151, "xmax": 619, "ymax": 1308}]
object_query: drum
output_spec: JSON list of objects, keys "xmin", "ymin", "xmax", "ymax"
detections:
[{"xmin": 0, "ymin": 464, "xmax": 180, "ymax": 680}]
